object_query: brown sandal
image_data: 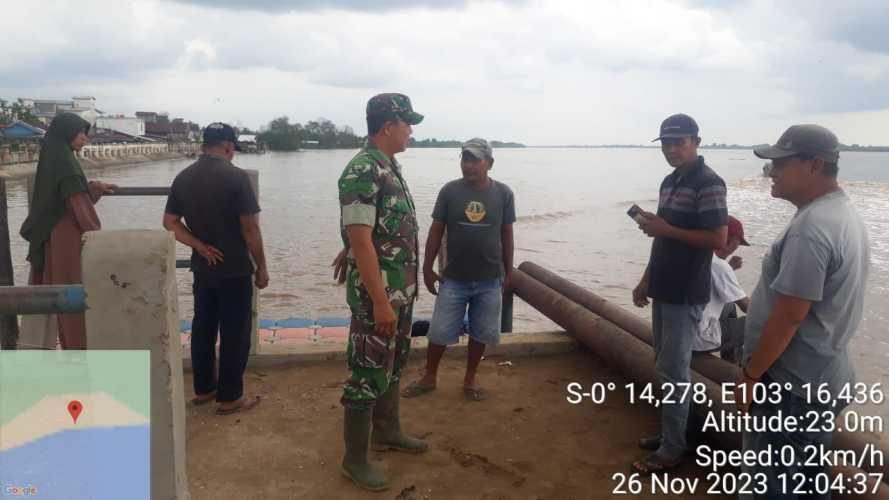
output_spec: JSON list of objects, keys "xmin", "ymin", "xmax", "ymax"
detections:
[
  {"xmin": 191, "ymin": 391, "xmax": 217, "ymax": 406},
  {"xmin": 216, "ymin": 395, "xmax": 261, "ymax": 415},
  {"xmin": 631, "ymin": 453, "xmax": 684, "ymax": 474}
]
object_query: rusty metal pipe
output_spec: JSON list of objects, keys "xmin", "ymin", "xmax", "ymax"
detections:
[
  {"xmin": 104, "ymin": 187, "xmax": 171, "ymax": 196},
  {"xmin": 520, "ymin": 261, "xmax": 742, "ymax": 386},
  {"xmin": 511, "ymin": 269, "xmax": 740, "ymax": 449},
  {"xmin": 519, "ymin": 261, "xmax": 653, "ymax": 341},
  {"xmin": 517, "ymin": 262, "xmax": 889, "ymax": 482}
]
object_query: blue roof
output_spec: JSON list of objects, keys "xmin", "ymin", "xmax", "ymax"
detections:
[{"xmin": 0, "ymin": 121, "xmax": 45, "ymax": 139}]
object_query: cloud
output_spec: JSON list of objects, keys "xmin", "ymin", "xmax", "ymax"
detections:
[
  {"xmin": 780, "ymin": 0, "xmax": 889, "ymax": 55},
  {"xmin": 2, "ymin": 0, "xmax": 888, "ymax": 145},
  {"xmin": 163, "ymin": 0, "xmax": 472, "ymax": 13}
]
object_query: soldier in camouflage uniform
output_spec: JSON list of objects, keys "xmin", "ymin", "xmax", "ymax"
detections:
[{"xmin": 338, "ymin": 93, "xmax": 427, "ymax": 491}]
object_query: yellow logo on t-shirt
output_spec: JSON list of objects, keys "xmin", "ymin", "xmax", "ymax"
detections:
[{"xmin": 464, "ymin": 201, "xmax": 486, "ymax": 223}]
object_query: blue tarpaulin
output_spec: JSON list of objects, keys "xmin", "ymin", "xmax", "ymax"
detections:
[{"xmin": 0, "ymin": 121, "xmax": 44, "ymax": 139}]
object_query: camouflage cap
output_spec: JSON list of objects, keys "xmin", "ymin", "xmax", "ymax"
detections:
[
  {"xmin": 461, "ymin": 137, "xmax": 493, "ymax": 160},
  {"xmin": 366, "ymin": 93, "xmax": 424, "ymax": 125}
]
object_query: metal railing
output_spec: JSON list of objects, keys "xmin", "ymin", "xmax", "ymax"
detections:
[
  {"xmin": 104, "ymin": 187, "xmax": 191, "ymax": 268},
  {"xmin": 0, "ymin": 285, "xmax": 86, "ymax": 315},
  {"xmin": 6, "ymin": 175, "xmax": 515, "ymax": 341}
]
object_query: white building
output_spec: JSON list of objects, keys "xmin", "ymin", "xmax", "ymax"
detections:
[
  {"xmin": 19, "ymin": 96, "xmax": 102, "ymax": 127},
  {"xmin": 96, "ymin": 116, "xmax": 146, "ymax": 137}
]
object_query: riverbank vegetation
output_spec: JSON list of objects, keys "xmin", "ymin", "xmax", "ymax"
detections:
[{"xmin": 255, "ymin": 116, "xmax": 524, "ymax": 151}]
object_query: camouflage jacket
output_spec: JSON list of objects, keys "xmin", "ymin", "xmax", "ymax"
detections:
[{"xmin": 339, "ymin": 141, "xmax": 419, "ymax": 307}]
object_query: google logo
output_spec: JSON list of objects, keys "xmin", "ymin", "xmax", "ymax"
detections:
[{"xmin": 3, "ymin": 485, "xmax": 38, "ymax": 496}]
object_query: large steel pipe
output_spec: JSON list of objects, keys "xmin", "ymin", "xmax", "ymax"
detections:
[
  {"xmin": 511, "ymin": 269, "xmax": 740, "ymax": 450},
  {"xmin": 513, "ymin": 269, "xmax": 889, "ymax": 498},
  {"xmin": 519, "ymin": 261, "xmax": 653, "ymax": 342},
  {"xmin": 518, "ymin": 262, "xmax": 889, "ymax": 482},
  {"xmin": 520, "ymin": 261, "xmax": 731, "ymax": 383}
]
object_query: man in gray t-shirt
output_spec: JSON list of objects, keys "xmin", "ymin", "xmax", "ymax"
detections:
[
  {"xmin": 736, "ymin": 124, "xmax": 870, "ymax": 498},
  {"xmin": 403, "ymin": 138, "xmax": 516, "ymax": 402}
]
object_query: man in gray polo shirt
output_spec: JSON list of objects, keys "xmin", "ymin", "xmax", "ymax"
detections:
[{"xmin": 735, "ymin": 124, "xmax": 870, "ymax": 498}]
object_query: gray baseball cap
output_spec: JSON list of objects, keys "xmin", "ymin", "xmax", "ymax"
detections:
[
  {"xmin": 461, "ymin": 137, "xmax": 493, "ymax": 160},
  {"xmin": 754, "ymin": 124, "xmax": 839, "ymax": 163}
]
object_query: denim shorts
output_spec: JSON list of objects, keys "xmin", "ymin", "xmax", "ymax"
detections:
[{"xmin": 428, "ymin": 278, "xmax": 503, "ymax": 346}]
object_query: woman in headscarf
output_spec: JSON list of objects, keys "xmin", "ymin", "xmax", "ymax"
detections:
[{"xmin": 20, "ymin": 112, "xmax": 116, "ymax": 349}]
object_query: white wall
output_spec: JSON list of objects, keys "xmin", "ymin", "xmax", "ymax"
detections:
[
  {"xmin": 96, "ymin": 117, "xmax": 146, "ymax": 137},
  {"xmin": 72, "ymin": 96, "xmax": 96, "ymax": 110}
]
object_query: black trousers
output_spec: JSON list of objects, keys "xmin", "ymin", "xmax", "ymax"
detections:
[{"xmin": 191, "ymin": 275, "xmax": 253, "ymax": 402}]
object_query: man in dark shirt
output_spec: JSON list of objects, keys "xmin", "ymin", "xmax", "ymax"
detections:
[
  {"xmin": 163, "ymin": 122, "xmax": 269, "ymax": 415},
  {"xmin": 631, "ymin": 114, "xmax": 728, "ymax": 473},
  {"xmin": 402, "ymin": 138, "xmax": 515, "ymax": 402}
]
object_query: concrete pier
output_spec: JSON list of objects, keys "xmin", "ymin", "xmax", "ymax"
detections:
[{"xmin": 83, "ymin": 230, "xmax": 190, "ymax": 500}]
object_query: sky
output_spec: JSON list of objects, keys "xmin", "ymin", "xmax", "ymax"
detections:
[{"xmin": 2, "ymin": 0, "xmax": 888, "ymax": 146}]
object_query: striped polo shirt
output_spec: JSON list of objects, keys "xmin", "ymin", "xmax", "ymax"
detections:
[{"xmin": 648, "ymin": 156, "xmax": 728, "ymax": 305}]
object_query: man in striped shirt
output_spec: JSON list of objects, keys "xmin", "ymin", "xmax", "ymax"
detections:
[{"xmin": 631, "ymin": 113, "xmax": 728, "ymax": 473}]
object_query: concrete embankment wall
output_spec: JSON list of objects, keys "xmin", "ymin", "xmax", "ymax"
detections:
[{"xmin": 0, "ymin": 142, "xmax": 200, "ymax": 179}]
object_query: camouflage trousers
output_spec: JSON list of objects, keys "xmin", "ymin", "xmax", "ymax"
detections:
[{"xmin": 341, "ymin": 299, "xmax": 413, "ymax": 410}]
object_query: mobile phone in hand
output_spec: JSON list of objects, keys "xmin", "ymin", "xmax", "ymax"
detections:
[{"xmin": 627, "ymin": 204, "xmax": 647, "ymax": 224}]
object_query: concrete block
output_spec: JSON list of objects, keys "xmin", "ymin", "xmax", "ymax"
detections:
[{"xmin": 83, "ymin": 230, "xmax": 190, "ymax": 500}]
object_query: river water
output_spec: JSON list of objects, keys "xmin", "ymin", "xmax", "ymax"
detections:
[{"xmin": 5, "ymin": 148, "xmax": 888, "ymax": 423}]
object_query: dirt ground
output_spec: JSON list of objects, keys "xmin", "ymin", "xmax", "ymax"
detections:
[{"xmin": 185, "ymin": 350, "xmax": 721, "ymax": 500}]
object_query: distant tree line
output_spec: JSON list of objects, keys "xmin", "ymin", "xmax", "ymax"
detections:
[
  {"xmin": 550, "ymin": 142, "xmax": 889, "ymax": 152},
  {"xmin": 255, "ymin": 116, "xmax": 525, "ymax": 151},
  {"xmin": 701, "ymin": 142, "xmax": 889, "ymax": 152},
  {"xmin": 409, "ymin": 138, "xmax": 525, "ymax": 148},
  {"xmin": 256, "ymin": 117, "xmax": 362, "ymax": 151},
  {"xmin": 0, "ymin": 100, "xmax": 38, "ymax": 126},
  {"xmin": 838, "ymin": 144, "xmax": 889, "ymax": 152}
]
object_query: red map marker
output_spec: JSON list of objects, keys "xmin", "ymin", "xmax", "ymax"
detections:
[{"xmin": 67, "ymin": 400, "xmax": 83, "ymax": 424}]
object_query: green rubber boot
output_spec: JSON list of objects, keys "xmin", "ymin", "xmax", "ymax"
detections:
[
  {"xmin": 371, "ymin": 380, "xmax": 429, "ymax": 453},
  {"xmin": 342, "ymin": 408, "xmax": 389, "ymax": 491}
]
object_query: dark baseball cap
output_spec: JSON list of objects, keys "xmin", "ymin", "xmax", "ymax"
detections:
[
  {"xmin": 753, "ymin": 124, "xmax": 839, "ymax": 163},
  {"xmin": 366, "ymin": 93, "xmax": 424, "ymax": 125},
  {"xmin": 652, "ymin": 113, "xmax": 699, "ymax": 142},
  {"xmin": 203, "ymin": 122, "xmax": 242, "ymax": 151}
]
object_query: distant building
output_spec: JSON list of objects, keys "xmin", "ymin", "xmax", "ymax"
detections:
[
  {"xmin": 237, "ymin": 134, "xmax": 266, "ymax": 153},
  {"xmin": 89, "ymin": 129, "xmax": 144, "ymax": 144},
  {"xmin": 96, "ymin": 116, "xmax": 145, "ymax": 137},
  {"xmin": 140, "ymin": 113, "xmax": 198, "ymax": 141},
  {"xmin": 135, "ymin": 111, "xmax": 163, "ymax": 124},
  {"xmin": 19, "ymin": 96, "xmax": 102, "ymax": 127}
]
